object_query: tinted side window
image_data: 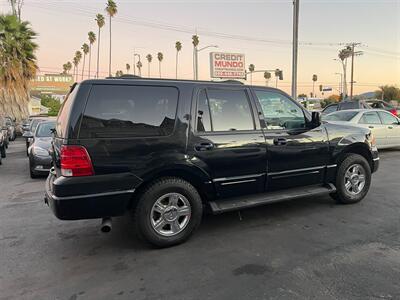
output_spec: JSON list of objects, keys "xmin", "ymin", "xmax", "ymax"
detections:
[
  {"xmin": 255, "ymin": 90, "xmax": 306, "ymax": 130},
  {"xmin": 197, "ymin": 90, "xmax": 212, "ymax": 132},
  {"xmin": 57, "ymin": 84, "xmax": 78, "ymax": 138},
  {"xmin": 206, "ymin": 89, "xmax": 254, "ymax": 131},
  {"xmin": 80, "ymin": 85, "xmax": 178, "ymax": 138},
  {"xmin": 323, "ymin": 104, "xmax": 338, "ymax": 114},
  {"xmin": 378, "ymin": 112, "xmax": 398, "ymax": 125},
  {"xmin": 359, "ymin": 112, "xmax": 382, "ymax": 124}
]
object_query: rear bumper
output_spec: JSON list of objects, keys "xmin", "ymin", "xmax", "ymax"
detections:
[{"xmin": 45, "ymin": 172, "xmax": 142, "ymax": 220}]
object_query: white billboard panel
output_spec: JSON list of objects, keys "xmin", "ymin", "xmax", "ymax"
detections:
[{"xmin": 210, "ymin": 52, "xmax": 246, "ymax": 79}]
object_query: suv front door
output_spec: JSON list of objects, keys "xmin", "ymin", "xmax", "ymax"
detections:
[
  {"xmin": 253, "ymin": 89, "xmax": 330, "ymax": 190},
  {"xmin": 188, "ymin": 87, "xmax": 267, "ymax": 198}
]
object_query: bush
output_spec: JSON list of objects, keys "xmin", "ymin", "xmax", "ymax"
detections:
[{"xmin": 41, "ymin": 95, "xmax": 61, "ymax": 116}]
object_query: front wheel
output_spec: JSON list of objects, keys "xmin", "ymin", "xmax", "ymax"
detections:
[
  {"xmin": 133, "ymin": 177, "xmax": 203, "ymax": 248},
  {"xmin": 331, "ymin": 154, "xmax": 371, "ymax": 204}
]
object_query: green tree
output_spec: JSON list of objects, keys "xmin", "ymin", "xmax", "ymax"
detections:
[
  {"xmin": 375, "ymin": 85, "xmax": 400, "ymax": 102},
  {"xmin": 73, "ymin": 50, "xmax": 82, "ymax": 81},
  {"xmin": 175, "ymin": 41, "xmax": 182, "ymax": 79},
  {"xmin": 41, "ymin": 95, "xmax": 61, "ymax": 116},
  {"xmin": 88, "ymin": 31, "xmax": 96, "ymax": 79},
  {"xmin": 157, "ymin": 52, "xmax": 163, "ymax": 78},
  {"xmin": 136, "ymin": 60, "xmax": 142, "ymax": 76},
  {"xmin": 105, "ymin": 0, "xmax": 117, "ymax": 77},
  {"xmin": 95, "ymin": 13, "xmax": 105, "ymax": 78},
  {"xmin": 298, "ymin": 93, "xmax": 307, "ymax": 98},
  {"xmin": 248, "ymin": 64, "xmax": 255, "ymax": 85},
  {"xmin": 0, "ymin": 14, "xmax": 38, "ymax": 120},
  {"xmin": 146, "ymin": 54, "xmax": 152, "ymax": 77}
]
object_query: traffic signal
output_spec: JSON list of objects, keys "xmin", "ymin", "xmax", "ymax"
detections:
[
  {"xmin": 312, "ymin": 74, "xmax": 318, "ymax": 82},
  {"xmin": 319, "ymin": 84, "xmax": 323, "ymax": 92},
  {"xmin": 276, "ymin": 70, "xmax": 283, "ymax": 80}
]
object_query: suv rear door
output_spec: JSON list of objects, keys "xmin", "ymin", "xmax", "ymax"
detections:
[
  {"xmin": 252, "ymin": 89, "xmax": 330, "ymax": 190},
  {"xmin": 187, "ymin": 86, "xmax": 266, "ymax": 198}
]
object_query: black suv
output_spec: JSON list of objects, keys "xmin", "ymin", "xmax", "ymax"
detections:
[{"xmin": 45, "ymin": 78, "xmax": 379, "ymax": 247}]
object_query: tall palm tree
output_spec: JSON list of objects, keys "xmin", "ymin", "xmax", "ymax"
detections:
[
  {"xmin": 81, "ymin": 43, "xmax": 89, "ymax": 80},
  {"xmin": 66, "ymin": 61, "xmax": 72, "ymax": 74},
  {"xmin": 175, "ymin": 41, "xmax": 182, "ymax": 79},
  {"xmin": 126, "ymin": 63, "xmax": 130, "ymax": 74},
  {"xmin": 0, "ymin": 14, "xmax": 38, "ymax": 120},
  {"xmin": 248, "ymin": 64, "xmax": 255, "ymax": 85},
  {"xmin": 338, "ymin": 47, "xmax": 352, "ymax": 98},
  {"xmin": 87, "ymin": 31, "xmax": 96, "ymax": 79},
  {"xmin": 105, "ymin": 0, "xmax": 117, "ymax": 77},
  {"xmin": 62, "ymin": 63, "xmax": 68, "ymax": 74},
  {"xmin": 136, "ymin": 61, "xmax": 142, "ymax": 76},
  {"xmin": 146, "ymin": 54, "xmax": 152, "ymax": 77},
  {"xmin": 74, "ymin": 50, "xmax": 82, "ymax": 82},
  {"xmin": 192, "ymin": 35, "xmax": 199, "ymax": 80},
  {"xmin": 95, "ymin": 14, "xmax": 105, "ymax": 78},
  {"xmin": 115, "ymin": 70, "xmax": 123, "ymax": 77},
  {"xmin": 157, "ymin": 52, "xmax": 163, "ymax": 78}
]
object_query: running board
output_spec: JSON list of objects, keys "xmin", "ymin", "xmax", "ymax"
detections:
[{"xmin": 209, "ymin": 184, "xmax": 336, "ymax": 214}]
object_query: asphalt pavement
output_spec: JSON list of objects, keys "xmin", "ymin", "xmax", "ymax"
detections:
[{"xmin": 1, "ymin": 138, "xmax": 399, "ymax": 300}]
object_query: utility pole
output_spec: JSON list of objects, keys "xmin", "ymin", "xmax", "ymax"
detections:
[
  {"xmin": 291, "ymin": 0, "xmax": 300, "ymax": 98},
  {"xmin": 349, "ymin": 42, "xmax": 362, "ymax": 100}
]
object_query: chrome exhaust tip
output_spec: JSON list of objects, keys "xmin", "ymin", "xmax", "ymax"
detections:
[{"xmin": 100, "ymin": 217, "xmax": 112, "ymax": 233}]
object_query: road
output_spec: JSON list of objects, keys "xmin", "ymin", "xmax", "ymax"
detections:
[{"xmin": 1, "ymin": 139, "xmax": 399, "ymax": 300}]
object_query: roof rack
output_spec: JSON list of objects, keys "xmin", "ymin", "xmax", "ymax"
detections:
[
  {"xmin": 106, "ymin": 74, "xmax": 142, "ymax": 79},
  {"xmin": 101, "ymin": 76, "xmax": 246, "ymax": 85},
  {"xmin": 217, "ymin": 80, "xmax": 244, "ymax": 85}
]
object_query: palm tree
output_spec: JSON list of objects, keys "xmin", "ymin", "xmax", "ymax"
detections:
[
  {"xmin": 74, "ymin": 50, "xmax": 82, "ymax": 81},
  {"xmin": 157, "ymin": 52, "xmax": 163, "ymax": 78},
  {"xmin": 264, "ymin": 71, "xmax": 271, "ymax": 87},
  {"xmin": 146, "ymin": 54, "xmax": 152, "ymax": 77},
  {"xmin": 136, "ymin": 61, "xmax": 142, "ymax": 76},
  {"xmin": 87, "ymin": 31, "xmax": 96, "ymax": 79},
  {"xmin": 105, "ymin": 0, "xmax": 117, "ymax": 77},
  {"xmin": 175, "ymin": 41, "xmax": 182, "ymax": 79},
  {"xmin": 95, "ymin": 13, "xmax": 105, "ymax": 78},
  {"xmin": 192, "ymin": 35, "xmax": 199, "ymax": 79},
  {"xmin": 126, "ymin": 63, "xmax": 130, "ymax": 74},
  {"xmin": 66, "ymin": 61, "xmax": 72, "ymax": 74},
  {"xmin": 115, "ymin": 70, "xmax": 123, "ymax": 77},
  {"xmin": 338, "ymin": 46, "xmax": 352, "ymax": 98},
  {"xmin": 248, "ymin": 64, "xmax": 255, "ymax": 85},
  {"xmin": 0, "ymin": 14, "xmax": 38, "ymax": 120},
  {"xmin": 62, "ymin": 63, "xmax": 68, "ymax": 74},
  {"xmin": 81, "ymin": 43, "xmax": 89, "ymax": 80}
]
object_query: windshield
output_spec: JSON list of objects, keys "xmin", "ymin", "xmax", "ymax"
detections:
[
  {"xmin": 30, "ymin": 119, "xmax": 46, "ymax": 132},
  {"xmin": 324, "ymin": 111, "xmax": 358, "ymax": 122},
  {"xmin": 35, "ymin": 121, "xmax": 56, "ymax": 137}
]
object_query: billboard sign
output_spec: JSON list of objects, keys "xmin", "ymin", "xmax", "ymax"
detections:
[{"xmin": 210, "ymin": 52, "xmax": 246, "ymax": 79}]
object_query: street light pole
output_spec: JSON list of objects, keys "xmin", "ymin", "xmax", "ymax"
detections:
[
  {"xmin": 195, "ymin": 45, "xmax": 218, "ymax": 80},
  {"xmin": 291, "ymin": 0, "xmax": 300, "ymax": 99}
]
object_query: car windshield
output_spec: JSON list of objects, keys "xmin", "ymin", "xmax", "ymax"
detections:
[
  {"xmin": 324, "ymin": 111, "xmax": 358, "ymax": 121},
  {"xmin": 35, "ymin": 122, "xmax": 56, "ymax": 137}
]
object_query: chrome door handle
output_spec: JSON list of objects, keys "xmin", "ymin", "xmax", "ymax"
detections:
[
  {"xmin": 195, "ymin": 142, "xmax": 214, "ymax": 151},
  {"xmin": 273, "ymin": 138, "xmax": 287, "ymax": 146}
]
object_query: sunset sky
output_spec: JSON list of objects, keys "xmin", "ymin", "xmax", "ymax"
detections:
[{"xmin": 1, "ymin": 0, "xmax": 399, "ymax": 96}]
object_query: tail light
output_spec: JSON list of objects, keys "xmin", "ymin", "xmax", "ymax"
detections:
[
  {"xmin": 60, "ymin": 145, "xmax": 94, "ymax": 177},
  {"xmin": 390, "ymin": 109, "xmax": 398, "ymax": 117}
]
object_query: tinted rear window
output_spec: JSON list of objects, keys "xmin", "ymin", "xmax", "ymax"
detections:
[
  {"xmin": 80, "ymin": 85, "xmax": 178, "ymax": 138},
  {"xmin": 56, "ymin": 84, "xmax": 78, "ymax": 138},
  {"xmin": 339, "ymin": 102, "xmax": 358, "ymax": 110},
  {"xmin": 324, "ymin": 111, "xmax": 358, "ymax": 121},
  {"xmin": 36, "ymin": 121, "xmax": 56, "ymax": 137}
]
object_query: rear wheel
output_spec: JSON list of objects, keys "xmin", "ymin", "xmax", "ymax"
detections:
[
  {"xmin": 331, "ymin": 154, "xmax": 371, "ymax": 204},
  {"xmin": 0, "ymin": 145, "xmax": 6, "ymax": 158},
  {"xmin": 133, "ymin": 177, "xmax": 203, "ymax": 248}
]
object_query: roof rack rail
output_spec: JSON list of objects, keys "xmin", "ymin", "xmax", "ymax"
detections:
[
  {"xmin": 106, "ymin": 75, "xmax": 142, "ymax": 79},
  {"xmin": 217, "ymin": 80, "xmax": 244, "ymax": 85}
]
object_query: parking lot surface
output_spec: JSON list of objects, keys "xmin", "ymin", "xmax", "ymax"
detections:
[{"xmin": 1, "ymin": 139, "xmax": 399, "ymax": 300}]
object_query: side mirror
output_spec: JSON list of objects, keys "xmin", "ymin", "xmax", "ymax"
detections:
[
  {"xmin": 22, "ymin": 132, "xmax": 33, "ymax": 139},
  {"xmin": 311, "ymin": 111, "xmax": 321, "ymax": 127}
]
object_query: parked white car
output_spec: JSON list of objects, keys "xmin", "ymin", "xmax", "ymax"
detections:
[{"xmin": 323, "ymin": 109, "xmax": 400, "ymax": 149}]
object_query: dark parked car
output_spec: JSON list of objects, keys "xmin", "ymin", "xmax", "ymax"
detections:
[
  {"xmin": 0, "ymin": 116, "xmax": 8, "ymax": 163},
  {"xmin": 23, "ymin": 118, "xmax": 48, "ymax": 156},
  {"xmin": 45, "ymin": 78, "xmax": 379, "ymax": 247},
  {"xmin": 5, "ymin": 116, "xmax": 17, "ymax": 141},
  {"xmin": 27, "ymin": 120, "xmax": 56, "ymax": 178},
  {"xmin": 366, "ymin": 99, "xmax": 399, "ymax": 117},
  {"xmin": 321, "ymin": 100, "xmax": 371, "ymax": 115}
]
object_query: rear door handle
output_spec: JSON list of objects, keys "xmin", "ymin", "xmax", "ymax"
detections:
[
  {"xmin": 273, "ymin": 137, "xmax": 287, "ymax": 146},
  {"xmin": 368, "ymin": 126, "xmax": 374, "ymax": 129},
  {"xmin": 195, "ymin": 142, "xmax": 214, "ymax": 151}
]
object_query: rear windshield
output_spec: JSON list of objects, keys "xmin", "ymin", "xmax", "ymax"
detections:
[
  {"xmin": 30, "ymin": 119, "xmax": 46, "ymax": 132},
  {"xmin": 324, "ymin": 111, "xmax": 358, "ymax": 121},
  {"xmin": 36, "ymin": 121, "xmax": 56, "ymax": 137},
  {"xmin": 339, "ymin": 101, "xmax": 359, "ymax": 110},
  {"xmin": 56, "ymin": 84, "xmax": 78, "ymax": 138},
  {"xmin": 79, "ymin": 84, "xmax": 179, "ymax": 138}
]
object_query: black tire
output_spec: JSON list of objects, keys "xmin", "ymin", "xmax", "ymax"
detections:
[
  {"xmin": 331, "ymin": 153, "xmax": 371, "ymax": 204},
  {"xmin": 0, "ymin": 145, "xmax": 5, "ymax": 158},
  {"xmin": 30, "ymin": 168, "xmax": 40, "ymax": 179},
  {"xmin": 0, "ymin": 154, "xmax": 2, "ymax": 165},
  {"xmin": 133, "ymin": 177, "xmax": 203, "ymax": 248}
]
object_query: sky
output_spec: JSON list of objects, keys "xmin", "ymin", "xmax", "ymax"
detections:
[{"xmin": 1, "ymin": 0, "xmax": 399, "ymax": 96}]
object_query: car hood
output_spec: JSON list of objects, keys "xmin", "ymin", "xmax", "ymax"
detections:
[{"xmin": 34, "ymin": 137, "xmax": 52, "ymax": 150}]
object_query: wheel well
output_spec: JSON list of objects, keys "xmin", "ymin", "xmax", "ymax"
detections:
[
  {"xmin": 337, "ymin": 143, "xmax": 373, "ymax": 170},
  {"xmin": 129, "ymin": 169, "xmax": 212, "ymax": 209}
]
